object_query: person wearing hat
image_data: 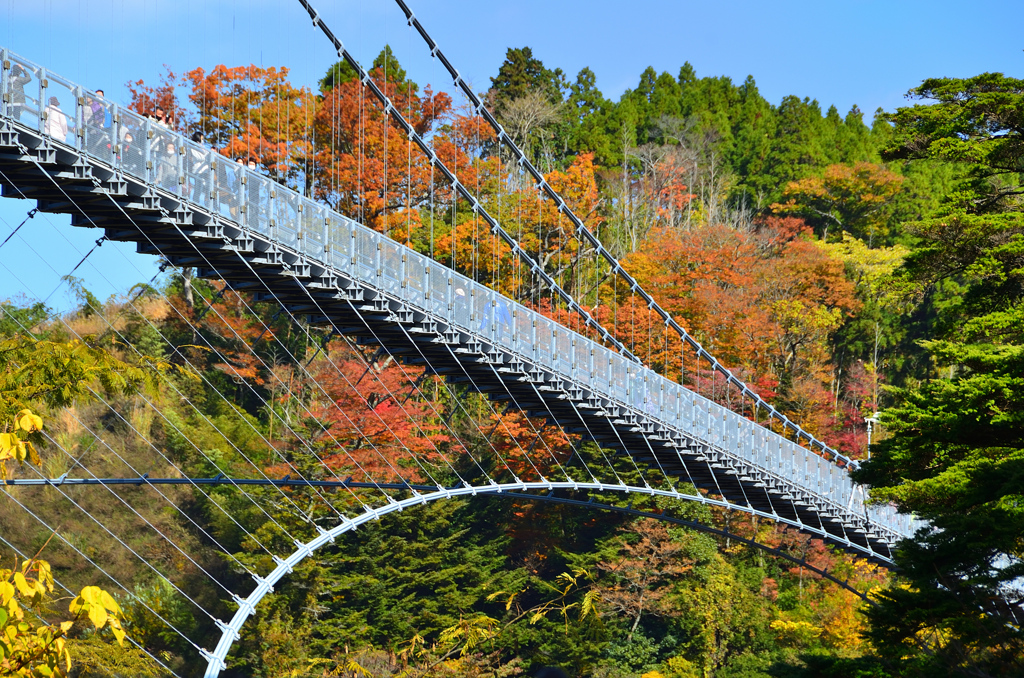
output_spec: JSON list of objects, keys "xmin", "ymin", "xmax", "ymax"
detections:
[
  {"xmin": 44, "ymin": 95, "xmax": 69, "ymax": 141},
  {"xmin": 9, "ymin": 63, "xmax": 34, "ymax": 123}
]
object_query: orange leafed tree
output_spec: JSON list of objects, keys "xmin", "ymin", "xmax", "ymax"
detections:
[
  {"xmin": 183, "ymin": 64, "xmax": 317, "ymax": 186},
  {"xmin": 771, "ymin": 162, "xmax": 904, "ymax": 243},
  {"xmin": 126, "ymin": 65, "xmax": 183, "ymax": 127},
  {"xmin": 313, "ymin": 65, "xmax": 452, "ymax": 238},
  {"xmin": 621, "ymin": 217, "xmax": 857, "ymax": 434},
  {"xmin": 308, "ymin": 345, "xmax": 461, "ymax": 483}
]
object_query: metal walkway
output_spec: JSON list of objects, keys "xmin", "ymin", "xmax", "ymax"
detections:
[{"xmin": 0, "ymin": 47, "xmax": 916, "ymax": 566}]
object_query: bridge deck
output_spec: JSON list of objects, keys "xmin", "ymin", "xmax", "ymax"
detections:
[{"xmin": 0, "ymin": 47, "xmax": 916, "ymax": 561}]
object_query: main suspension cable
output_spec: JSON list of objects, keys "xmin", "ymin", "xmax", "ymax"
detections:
[{"xmin": 387, "ymin": 0, "xmax": 853, "ymax": 469}]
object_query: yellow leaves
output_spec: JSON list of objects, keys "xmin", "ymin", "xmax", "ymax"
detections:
[
  {"xmin": 0, "ymin": 409, "xmax": 43, "ymax": 480},
  {"xmin": 0, "ymin": 432, "xmax": 35, "ymax": 463},
  {"xmin": 32, "ymin": 560, "xmax": 53, "ymax": 595},
  {"xmin": 14, "ymin": 409, "xmax": 43, "ymax": 433},
  {"xmin": 580, "ymin": 589, "xmax": 601, "ymax": 621},
  {"xmin": 344, "ymin": 658, "xmax": 373, "ymax": 677},
  {"xmin": 0, "ymin": 336, "xmax": 165, "ymax": 422},
  {"xmin": 770, "ymin": 618, "xmax": 823, "ymax": 646},
  {"xmin": 13, "ymin": 572, "xmax": 35, "ymax": 599},
  {"xmin": 664, "ymin": 655, "xmax": 701, "ymax": 678},
  {"xmin": 484, "ymin": 588, "xmax": 522, "ymax": 611},
  {"xmin": 70, "ymin": 585, "xmax": 126, "ymax": 645},
  {"xmin": 2, "ymin": 555, "xmax": 124, "ymax": 677},
  {"xmin": 0, "ymin": 581, "xmax": 14, "ymax": 606},
  {"xmin": 771, "ymin": 161, "xmax": 904, "ymax": 242},
  {"xmin": 771, "ymin": 298, "xmax": 844, "ymax": 335},
  {"xmin": 815, "ymin": 233, "xmax": 920, "ymax": 313},
  {"xmin": 437, "ymin": 615, "xmax": 498, "ymax": 656}
]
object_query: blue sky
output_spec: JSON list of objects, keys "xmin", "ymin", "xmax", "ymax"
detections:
[{"xmin": 2, "ymin": 0, "xmax": 1022, "ymax": 311}]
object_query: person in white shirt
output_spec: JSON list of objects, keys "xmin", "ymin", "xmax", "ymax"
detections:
[{"xmin": 44, "ymin": 96, "xmax": 69, "ymax": 141}]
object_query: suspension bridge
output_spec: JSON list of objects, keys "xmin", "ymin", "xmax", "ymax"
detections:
[{"xmin": 0, "ymin": 3, "xmax": 918, "ymax": 674}]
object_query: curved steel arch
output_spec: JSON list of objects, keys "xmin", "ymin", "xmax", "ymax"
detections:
[
  {"xmin": 505, "ymin": 492, "xmax": 880, "ymax": 599},
  {"xmin": 202, "ymin": 480, "xmax": 889, "ymax": 676}
]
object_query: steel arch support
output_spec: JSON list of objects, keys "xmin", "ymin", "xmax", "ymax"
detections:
[{"xmin": 203, "ymin": 480, "xmax": 890, "ymax": 677}]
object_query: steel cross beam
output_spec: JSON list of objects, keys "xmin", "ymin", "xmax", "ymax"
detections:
[
  {"xmin": 0, "ymin": 477, "xmax": 882, "ymax": 595},
  {"xmin": 0, "ymin": 475, "xmax": 894, "ymax": 563}
]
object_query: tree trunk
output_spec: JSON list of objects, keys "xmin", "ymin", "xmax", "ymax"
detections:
[{"xmin": 182, "ymin": 267, "xmax": 195, "ymax": 311}]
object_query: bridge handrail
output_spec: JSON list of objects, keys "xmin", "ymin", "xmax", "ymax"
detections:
[{"xmin": 0, "ymin": 47, "xmax": 918, "ymax": 541}]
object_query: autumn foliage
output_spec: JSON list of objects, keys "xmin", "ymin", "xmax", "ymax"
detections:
[{"xmin": 77, "ymin": 46, "xmax": 964, "ymax": 678}]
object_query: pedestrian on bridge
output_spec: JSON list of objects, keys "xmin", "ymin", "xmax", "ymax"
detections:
[
  {"xmin": 43, "ymin": 96, "xmax": 69, "ymax": 142},
  {"xmin": 9, "ymin": 63, "xmax": 33, "ymax": 123}
]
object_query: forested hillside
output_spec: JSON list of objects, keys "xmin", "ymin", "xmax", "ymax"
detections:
[{"xmin": 1, "ymin": 45, "xmax": 1021, "ymax": 678}]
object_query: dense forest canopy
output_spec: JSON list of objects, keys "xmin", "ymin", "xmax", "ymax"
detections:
[{"xmin": 1, "ymin": 42, "xmax": 1022, "ymax": 678}]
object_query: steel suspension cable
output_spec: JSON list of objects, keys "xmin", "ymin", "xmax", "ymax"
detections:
[
  {"xmin": 0, "ymin": 530, "xmax": 184, "ymax": 678},
  {"xmin": 288, "ymin": 1, "xmax": 684, "ymax": 494},
  {"xmin": 29, "ymin": 164, "xmax": 410, "ymax": 521},
  {"xmin": 41, "ymin": 158, "xmax": 477, "ymax": 504},
  {"xmin": 0, "ymin": 303, "xmax": 263, "ymax": 583},
  {"xmin": 386, "ymin": 0, "xmax": 854, "ymax": 469},
  {"xmin": 0, "ymin": 483, "xmax": 210, "ymax": 657},
  {"xmin": 294, "ymin": 0, "xmax": 639, "ymax": 364},
  {"xmin": 0, "ymin": 165, "xmax": 365, "ymax": 530},
  {"xmin": 0, "ymin": 232, "xmax": 287, "ymax": 560}
]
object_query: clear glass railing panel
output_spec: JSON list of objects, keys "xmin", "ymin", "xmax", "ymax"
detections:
[
  {"xmin": 274, "ymin": 191, "xmax": 300, "ymax": 249},
  {"xmin": 663, "ymin": 383, "xmax": 680, "ymax": 427},
  {"xmin": 302, "ymin": 206, "xmax": 327, "ymax": 263},
  {"xmin": 354, "ymin": 228, "xmax": 377, "ymax": 281},
  {"xmin": 118, "ymin": 109, "xmax": 148, "ymax": 179},
  {"xmin": 182, "ymin": 140, "xmax": 214, "ymax": 211},
  {"xmin": 534, "ymin": 316, "xmax": 554, "ymax": 370},
  {"xmin": 297, "ymin": 203, "xmax": 318, "ymax": 262},
  {"xmin": 611, "ymin": 356, "xmax": 627, "ymax": 402},
  {"xmin": 0, "ymin": 51, "xmax": 9, "ymax": 118},
  {"xmin": 650, "ymin": 381, "xmax": 663, "ymax": 418},
  {"xmin": 219, "ymin": 161, "xmax": 245, "ymax": 224},
  {"xmin": 514, "ymin": 307, "xmax": 534, "ymax": 359},
  {"xmin": 591, "ymin": 344, "xmax": 612, "ymax": 396},
  {"xmin": 778, "ymin": 440, "xmax": 792, "ymax": 480},
  {"xmin": 81, "ymin": 94, "xmax": 116, "ymax": 166},
  {"xmin": 469, "ymin": 286, "xmax": 492, "ymax": 342},
  {"xmin": 758, "ymin": 428, "xmax": 772, "ymax": 472},
  {"xmin": 429, "ymin": 266, "xmax": 451, "ymax": 318},
  {"xmin": 450, "ymin": 274, "xmax": 472, "ymax": 330},
  {"xmin": 42, "ymin": 73, "xmax": 77, "ymax": 147},
  {"xmin": 574, "ymin": 337, "xmax": 593, "ymax": 387},
  {"xmin": 208, "ymin": 156, "xmax": 231, "ymax": 219},
  {"xmin": 627, "ymin": 364, "xmax": 644, "ymax": 411},
  {"xmin": 737, "ymin": 418, "xmax": 751, "ymax": 461},
  {"xmin": 554, "ymin": 325, "xmax": 572, "ymax": 376},
  {"xmin": 150, "ymin": 127, "xmax": 180, "ymax": 194},
  {"xmin": 327, "ymin": 215, "xmax": 352, "ymax": 273},
  {"xmin": 244, "ymin": 174, "xmax": 273, "ymax": 239},
  {"xmin": 8, "ymin": 57, "xmax": 42, "ymax": 132},
  {"xmin": 405, "ymin": 251, "xmax": 428, "ymax": 309},
  {"xmin": 379, "ymin": 238, "xmax": 403, "ymax": 295},
  {"xmin": 492, "ymin": 296, "xmax": 515, "ymax": 351}
]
